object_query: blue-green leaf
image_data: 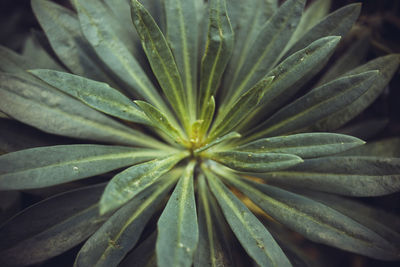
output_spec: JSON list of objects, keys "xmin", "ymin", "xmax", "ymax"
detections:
[
  {"xmin": 205, "ymin": 150, "xmax": 302, "ymax": 173},
  {"xmin": 314, "ymin": 54, "xmax": 400, "ymax": 131},
  {"xmin": 30, "ymin": 69, "xmax": 150, "ymax": 125},
  {"xmin": 195, "ymin": 132, "xmax": 241, "ymax": 154},
  {"xmin": 0, "ymin": 145, "xmax": 163, "ymax": 190},
  {"xmin": 209, "ymin": 76, "xmax": 274, "ymax": 140},
  {"xmin": 283, "ymin": 3, "xmax": 361, "ymax": 58},
  {"xmin": 135, "ymin": 100, "xmax": 187, "ymax": 144},
  {"xmin": 221, "ymin": 174, "xmax": 399, "ymax": 260},
  {"xmin": 249, "ymin": 71, "xmax": 379, "ymax": 139},
  {"xmin": 194, "ymin": 174, "xmax": 233, "ymax": 267},
  {"xmin": 222, "ymin": 0, "xmax": 277, "ymax": 99},
  {"xmin": 73, "ymin": 0, "xmax": 171, "ymax": 117},
  {"xmin": 226, "ymin": 0, "xmax": 305, "ymax": 102},
  {"xmin": 157, "ymin": 162, "xmax": 198, "ymax": 267},
  {"xmin": 257, "ymin": 156, "xmax": 400, "ymax": 197},
  {"xmin": 203, "ymin": 168, "xmax": 292, "ymax": 267},
  {"xmin": 0, "ymin": 184, "xmax": 108, "ymax": 266},
  {"xmin": 99, "ymin": 152, "xmax": 188, "ymax": 214},
  {"xmin": 164, "ymin": 0, "xmax": 199, "ymax": 121},
  {"xmin": 198, "ymin": 0, "xmax": 233, "ymax": 119},
  {"xmin": 131, "ymin": 0, "xmax": 189, "ymax": 129},
  {"xmin": 31, "ymin": 0, "xmax": 114, "ymax": 84},
  {"xmin": 75, "ymin": 172, "xmax": 179, "ymax": 267},
  {"xmin": 0, "ymin": 73, "xmax": 164, "ymax": 148},
  {"xmin": 237, "ymin": 133, "xmax": 365, "ymax": 159}
]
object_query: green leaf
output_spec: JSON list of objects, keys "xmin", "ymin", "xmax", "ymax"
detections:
[
  {"xmin": 295, "ymin": 190, "xmax": 400, "ymax": 250},
  {"xmin": 199, "ymin": 95, "xmax": 216, "ymax": 139},
  {"xmin": 0, "ymin": 184, "xmax": 109, "ymax": 266},
  {"xmin": 226, "ymin": 0, "xmax": 305, "ymax": 102},
  {"xmin": 317, "ymin": 35, "xmax": 370, "ymax": 85},
  {"xmin": 314, "ymin": 54, "xmax": 400, "ymax": 131},
  {"xmin": 195, "ymin": 132, "xmax": 241, "ymax": 154},
  {"xmin": 222, "ymin": 0, "xmax": 277, "ymax": 99},
  {"xmin": 194, "ymin": 174, "xmax": 233, "ymax": 267},
  {"xmin": 131, "ymin": 0, "xmax": 189, "ymax": 129},
  {"xmin": 203, "ymin": 168, "xmax": 292, "ymax": 267},
  {"xmin": 99, "ymin": 152, "xmax": 188, "ymax": 214},
  {"xmin": 156, "ymin": 162, "xmax": 198, "ymax": 267},
  {"xmin": 209, "ymin": 76, "xmax": 274, "ymax": 140},
  {"xmin": 0, "ymin": 45, "xmax": 46, "ymax": 80},
  {"xmin": 249, "ymin": 71, "xmax": 379, "ymax": 139},
  {"xmin": 238, "ymin": 36, "xmax": 341, "ymax": 130},
  {"xmin": 75, "ymin": 172, "xmax": 179, "ymax": 267},
  {"xmin": 30, "ymin": 69, "xmax": 150, "ymax": 125},
  {"xmin": 73, "ymin": 0, "xmax": 171, "ymax": 116},
  {"xmin": 119, "ymin": 232, "xmax": 157, "ymax": 267},
  {"xmin": 205, "ymin": 150, "xmax": 302, "ymax": 173},
  {"xmin": 164, "ymin": 0, "xmax": 199, "ymax": 121},
  {"xmin": 135, "ymin": 100, "xmax": 187, "ymax": 143},
  {"xmin": 31, "ymin": 0, "xmax": 114, "ymax": 84},
  {"xmin": 198, "ymin": 0, "xmax": 233, "ymax": 119},
  {"xmin": 237, "ymin": 133, "xmax": 365, "ymax": 159},
  {"xmin": 283, "ymin": 3, "xmax": 361, "ymax": 58},
  {"xmin": 221, "ymin": 174, "xmax": 399, "ymax": 261},
  {"xmin": 286, "ymin": 0, "xmax": 331, "ymax": 49},
  {"xmin": 0, "ymin": 145, "xmax": 163, "ymax": 190},
  {"xmin": 257, "ymin": 156, "xmax": 400, "ymax": 197},
  {"xmin": 22, "ymin": 34, "xmax": 65, "ymax": 72},
  {"xmin": 340, "ymin": 137, "xmax": 400, "ymax": 158},
  {"xmin": 0, "ymin": 73, "xmax": 166, "ymax": 148}
]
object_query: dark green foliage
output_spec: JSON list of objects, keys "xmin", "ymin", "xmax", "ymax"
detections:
[{"xmin": 0, "ymin": 0, "xmax": 399, "ymax": 266}]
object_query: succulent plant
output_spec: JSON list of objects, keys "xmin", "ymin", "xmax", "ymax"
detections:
[{"xmin": 0, "ymin": 0, "xmax": 399, "ymax": 266}]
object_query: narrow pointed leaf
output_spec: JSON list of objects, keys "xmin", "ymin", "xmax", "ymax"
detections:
[
  {"xmin": 131, "ymin": 0, "xmax": 189, "ymax": 128},
  {"xmin": 0, "ymin": 73, "xmax": 165, "ymax": 148},
  {"xmin": 135, "ymin": 100, "xmax": 186, "ymax": 143},
  {"xmin": 257, "ymin": 156, "xmax": 400, "ymax": 197},
  {"xmin": 0, "ymin": 145, "xmax": 163, "ymax": 190},
  {"xmin": 203, "ymin": 169, "xmax": 292, "ymax": 267},
  {"xmin": 221, "ymin": 174, "xmax": 399, "ymax": 260},
  {"xmin": 199, "ymin": 0, "xmax": 234, "ymax": 118},
  {"xmin": 228, "ymin": 0, "xmax": 305, "ymax": 101},
  {"xmin": 0, "ymin": 184, "xmax": 109, "ymax": 266},
  {"xmin": 315, "ymin": 54, "xmax": 400, "ymax": 131},
  {"xmin": 250, "ymin": 71, "xmax": 379, "ymax": 139},
  {"xmin": 287, "ymin": 0, "xmax": 331, "ymax": 49},
  {"xmin": 22, "ymin": 34, "xmax": 65, "ymax": 72},
  {"xmin": 75, "ymin": 173, "xmax": 179, "ymax": 267},
  {"xmin": 199, "ymin": 96, "xmax": 215, "ymax": 138},
  {"xmin": 73, "ymin": 0, "xmax": 169, "ymax": 115},
  {"xmin": 194, "ymin": 174, "xmax": 233, "ymax": 267},
  {"xmin": 239, "ymin": 36, "xmax": 341, "ymax": 130},
  {"xmin": 195, "ymin": 132, "xmax": 241, "ymax": 154},
  {"xmin": 31, "ymin": 0, "xmax": 113, "ymax": 83},
  {"xmin": 223, "ymin": 0, "xmax": 277, "ymax": 98},
  {"xmin": 119, "ymin": 232, "xmax": 157, "ymax": 267},
  {"xmin": 237, "ymin": 133, "xmax": 365, "ymax": 159},
  {"xmin": 340, "ymin": 137, "xmax": 400, "ymax": 158},
  {"xmin": 99, "ymin": 152, "xmax": 188, "ymax": 214},
  {"xmin": 259, "ymin": 36, "xmax": 340, "ymax": 110},
  {"xmin": 317, "ymin": 36, "xmax": 370, "ymax": 85},
  {"xmin": 157, "ymin": 162, "xmax": 198, "ymax": 267},
  {"xmin": 206, "ymin": 150, "xmax": 302, "ymax": 173},
  {"xmin": 284, "ymin": 3, "xmax": 361, "ymax": 58},
  {"xmin": 164, "ymin": 0, "xmax": 199, "ymax": 120},
  {"xmin": 30, "ymin": 69, "xmax": 150, "ymax": 125},
  {"xmin": 296, "ymin": 190, "xmax": 400, "ymax": 249},
  {"xmin": 210, "ymin": 76, "xmax": 274, "ymax": 140}
]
